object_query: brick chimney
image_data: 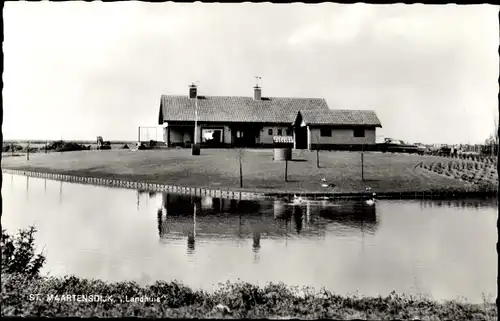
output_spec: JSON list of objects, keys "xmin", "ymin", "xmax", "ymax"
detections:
[
  {"xmin": 253, "ymin": 85, "xmax": 261, "ymax": 100},
  {"xmin": 189, "ymin": 83, "xmax": 197, "ymax": 99}
]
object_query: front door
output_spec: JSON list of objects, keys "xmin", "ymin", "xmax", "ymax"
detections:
[
  {"xmin": 295, "ymin": 126, "xmax": 308, "ymax": 149},
  {"xmin": 212, "ymin": 130, "xmax": 221, "ymax": 145},
  {"xmin": 232, "ymin": 127, "xmax": 259, "ymax": 147}
]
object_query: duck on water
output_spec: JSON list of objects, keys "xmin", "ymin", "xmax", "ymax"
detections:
[{"xmin": 284, "ymin": 192, "xmax": 377, "ymax": 206}]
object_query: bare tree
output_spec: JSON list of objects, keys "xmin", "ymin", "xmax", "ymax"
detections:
[
  {"xmin": 284, "ymin": 158, "xmax": 288, "ymax": 182},
  {"xmin": 313, "ymin": 130, "xmax": 321, "ymax": 168},
  {"xmin": 485, "ymin": 107, "xmax": 499, "ymax": 157},
  {"xmin": 493, "ymin": 114, "xmax": 499, "ymax": 157},
  {"xmin": 234, "ymin": 148, "xmax": 245, "ymax": 188}
]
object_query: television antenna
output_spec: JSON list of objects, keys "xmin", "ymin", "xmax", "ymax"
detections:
[{"xmin": 254, "ymin": 76, "xmax": 261, "ymax": 87}]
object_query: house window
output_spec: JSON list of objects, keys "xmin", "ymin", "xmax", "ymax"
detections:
[
  {"xmin": 353, "ymin": 128, "xmax": 365, "ymax": 138},
  {"xmin": 320, "ymin": 128, "xmax": 332, "ymax": 137},
  {"xmin": 268, "ymin": 129, "xmax": 273, "ymax": 135},
  {"xmin": 202, "ymin": 128, "xmax": 223, "ymax": 143},
  {"xmin": 286, "ymin": 129, "xmax": 292, "ymax": 136},
  {"xmin": 277, "ymin": 129, "xmax": 283, "ymax": 136}
]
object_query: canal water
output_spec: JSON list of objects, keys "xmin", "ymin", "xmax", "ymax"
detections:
[{"xmin": 1, "ymin": 173, "xmax": 497, "ymax": 303}]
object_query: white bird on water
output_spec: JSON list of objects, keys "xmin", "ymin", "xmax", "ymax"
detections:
[
  {"xmin": 321, "ymin": 177, "xmax": 335, "ymax": 188},
  {"xmin": 293, "ymin": 194, "xmax": 304, "ymax": 204},
  {"xmin": 365, "ymin": 192, "xmax": 376, "ymax": 205}
]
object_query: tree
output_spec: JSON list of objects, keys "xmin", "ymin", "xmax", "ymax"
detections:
[
  {"xmin": 1, "ymin": 226, "xmax": 46, "ymax": 279},
  {"xmin": 234, "ymin": 148, "xmax": 245, "ymax": 188},
  {"xmin": 284, "ymin": 158, "xmax": 288, "ymax": 182},
  {"xmin": 484, "ymin": 111, "xmax": 499, "ymax": 157},
  {"xmin": 313, "ymin": 130, "xmax": 321, "ymax": 168}
]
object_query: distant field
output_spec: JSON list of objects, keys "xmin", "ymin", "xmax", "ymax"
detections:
[
  {"xmin": 2, "ymin": 148, "xmax": 494, "ymax": 194},
  {"xmin": 2, "ymin": 141, "xmax": 135, "ymax": 153},
  {"xmin": 3, "ymin": 140, "xmax": 134, "ymax": 144}
]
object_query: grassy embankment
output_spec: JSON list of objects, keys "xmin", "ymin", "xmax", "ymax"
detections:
[
  {"xmin": 1, "ymin": 227, "xmax": 496, "ymax": 319},
  {"xmin": 2, "ymin": 148, "xmax": 497, "ymax": 195}
]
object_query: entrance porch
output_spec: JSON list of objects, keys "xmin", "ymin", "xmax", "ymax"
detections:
[{"xmin": 229, "ymin": 123, "xmax": 261, "ymax": 148}]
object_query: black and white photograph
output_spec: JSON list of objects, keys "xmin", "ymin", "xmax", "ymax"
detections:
[{"xmin": 1, "ymin": 2, "xmax": 498, "ymax": 319}]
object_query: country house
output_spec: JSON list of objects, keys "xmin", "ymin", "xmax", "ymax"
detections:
[{"xmin": 158, "ymin": 84, "xmax": 382, "ymax": 150}]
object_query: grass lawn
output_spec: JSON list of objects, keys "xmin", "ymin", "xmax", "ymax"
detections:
[{"xmin": 1, "ymin": 148, "xmax": 495, "ymax": 194}]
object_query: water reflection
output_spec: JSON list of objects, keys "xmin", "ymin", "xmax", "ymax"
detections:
[
  {"xmin": 26, "ymin": 176, "xmax": 30, "ymax": 200},
  {"xmin": 155, "ymin": 192, "xmax": 379, "ymax": 244},
  {"xmin": 419, "ymin": 198, "xmax": 498, "ymax": 210},
  {"xmin": 187, "ymin": 203, "xmax": 196, "ymax": 256},
  {"xmin": 293, "ymin": 206, "xmax": 303, "ymax": 234},
  {"xmin": 59, "ymin": 181, "xmax": 63, "ymax": 205},
  {"xmin": 253, "ymin": 231, "xmax": 261, "ymax": 263}
]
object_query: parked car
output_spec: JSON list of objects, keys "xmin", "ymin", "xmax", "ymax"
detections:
[
  {"xmin": 415, "ymin": 143, "xmax": 429, "ymax": 155},
  {"xmin": 378, "ymin": 138, "xmax": 419, "ymax": 154},
  {"xmin": 437, "ymin": 146, "xmax": 452, "ymax": 156}
]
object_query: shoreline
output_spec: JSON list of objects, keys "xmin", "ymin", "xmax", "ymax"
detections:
[{"xmin": 3, "ymin": 168, "xmax": 497, "ymax": 201}]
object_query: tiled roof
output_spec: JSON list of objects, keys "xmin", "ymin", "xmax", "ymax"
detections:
[
  {"xmin": 159, "ymin": 95, "xmax": 329, "ymax": 124},
  {"xmin": 299, "ymin": 109, "xmax": 382, "ymax": 127}
]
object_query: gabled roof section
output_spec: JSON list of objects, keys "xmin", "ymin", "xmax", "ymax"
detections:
[
  {"xmin": 159, "ymin": 95, "xmax": 329, "ymax": 124},
  {"xmin": 299, "ymin": 109, "xmax": 382, "ymax": 127}
]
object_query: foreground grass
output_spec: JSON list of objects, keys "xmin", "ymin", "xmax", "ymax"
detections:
[
  {"xmin": 2, "ymin": 273, "xmax": 497, "ymax": 320},
  {"xmin": 1, "ymin": 149, "xmax": 495, "ymax": 194}
]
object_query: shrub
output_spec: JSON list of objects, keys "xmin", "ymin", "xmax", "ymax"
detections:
[
  {"xmin": 46, "ymin": 140, "xmax": 90, "ymax": 152},
  {"xmin": 1, "ymin": 275, "xmax": 497, "ymax": 319},
  {"xmin": 2, "ymin": 144, "xmax": 23, "ymax": 153},
  {"xmin": 1, "ymin": 227, "xmax": 46, "ymax": 279}
]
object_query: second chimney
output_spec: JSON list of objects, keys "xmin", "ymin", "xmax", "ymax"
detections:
[
  {"xmin": 253, "ymin": 86, "xmax": 261, "ymax": 100},
  {"xmin": 189, "ymin": 83, "xmax": 197, "ymax": 99}
]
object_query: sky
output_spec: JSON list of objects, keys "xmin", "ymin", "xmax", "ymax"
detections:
[{"xmin": 3, "ymin": 2, "xmax": 499, "ymax": 144}]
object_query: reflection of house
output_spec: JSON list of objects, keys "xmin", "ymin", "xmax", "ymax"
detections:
[
  {"xmin": 162, "ymin": 193, "xmax": 263, "ymax": 216},
  {"xmin": 157, "ymin": 193, "xmax": 324, "ymax": 239},
  {"xmin": 272, "ymin": 199, "xmax": 378, "ymax": 233},
  {"xmin": 158, "ymin": 84, "xmax": 382, "ymax": 150},
  {"xmin": 157, "ymin": 192, "xmax": 378, "ymax": 241}
]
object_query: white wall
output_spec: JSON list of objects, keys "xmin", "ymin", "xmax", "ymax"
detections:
[
  {"xmin": 223, "ymin": 125, "xmax": 231, "ymax": 144},
  {"xmin": 162, "ymin": 127, "xmax": 168, "ymax": 143},
  {"xmin": 167, "ymin": 127, "xmax": 193, "ymax": 144},
  {"xmin": 309, "ymin": 127, "xmax": 377, "ymax": 145}
]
